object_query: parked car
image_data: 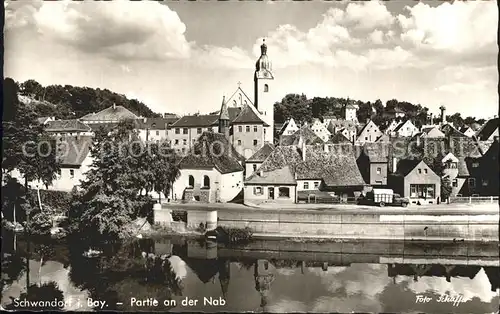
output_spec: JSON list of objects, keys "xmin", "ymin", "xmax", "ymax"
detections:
[{"xmin": 358, "ymin": 189, "xmax": 409, "ymax": 207}]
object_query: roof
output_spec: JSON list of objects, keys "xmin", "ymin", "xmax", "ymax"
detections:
[
  {"xmin": 329, "ymin": 132, "xmax": 351, "ymax": 144},
  {"xmin": 279, "ymin": 126, "xmax": 323, "ymax": 146},
  {"xmin": 219, "ymin": 97, "xmax": 230, "ymax": 120},
  {"xmin": 80, "ymin": 105, "xmax": 139, "ymax": 121},
  {"xmin": 231, "ymin": 105, "xmax": 268, "ymax": 126},
  {"xmin": 357, "ymin": 120, "xmax": 379, "ymax": 136},
  {"xmin": 394, "ymin": 159, "xmax": 424, "ymax": 177},
  {"xmin": 37, "ymin": 117, "xmax": 52, "ymax": 124},
  {"xmin": 457, "ymin": 157, "xmax": 470, "ymax": 177},
  {"xmin": 440, "ymin": 123, "xmax": 467, "ymax": 138},
  {"xmin": 475, "ymin": 118, "xmax": 499, "ymax": 141},
  {"xmin": 375, "ymin": 134, "xmax": 390, "ymax": 142},
  {"xmin": 178, "ymin": 132, "xmax": 244, "ymax": 174},
  {"xmin": 57, "ymin": 136, "xmax": 93, "ymax": 166},
  {"xmin": 245, "ymin": 166, "xmax": 296, "ymax": 185},
  {"xmin": 247, "ymin": 143, "xmax": 274, "ymax": 162},
  {"xmin": 45, "ymin": 120, "xmax": 92, "ymax": 132},
  {"xmin": 136, "ymin": 117, "xmax": 178, "ymax": 130},
  {"xmin": 170, "ymin": 114, "xmax": 219, "ymax": 128},
  {"xmin": 258, "ymin": 145, "xmax": 365, "ymax": 187},
  {"xmin": 86, "ymin": 122, "xmax": 120, "ymax": 132},
  {"xmin": 363, "ymin": 142, "xmax": 389, "ymax": 163}
]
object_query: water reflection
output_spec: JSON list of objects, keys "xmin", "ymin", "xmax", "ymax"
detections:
[{"xmin": 1, "ymin": 233, "xmax": 499, "ymax": 313}]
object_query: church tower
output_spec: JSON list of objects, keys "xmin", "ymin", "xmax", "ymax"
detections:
[
  {"xmin": 254, "ymin": 39, "xmax": 274, "ymax": 144},
  {"xmin": 218, "ymin": 96, "xmax": 230, "ymax": 138}
]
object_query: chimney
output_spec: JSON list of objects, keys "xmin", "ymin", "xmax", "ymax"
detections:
[
  {"xmin": 416, "ymin": 135, "xmax": 421, "ymax": 147},
  {"xmin": 301, "ymin": 141, "xmax": 306, "ymax": 161},
  {"xmin": 392, "ymin": 157, "xmax": 398, "ymax": 173},
  {"xmin": 440, "ymin": 106, "xmax": 446, "ymax": 125}
]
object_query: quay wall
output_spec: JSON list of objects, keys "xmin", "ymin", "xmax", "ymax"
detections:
[{"xmin": 216, "ymin": 211, "xmax": 499, "ymax": 242}]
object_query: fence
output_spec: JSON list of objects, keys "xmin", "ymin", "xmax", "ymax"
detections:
[
  {"xmin": 298, "ymin": 195, "xmax": 359, "ymax": 204},
  {"xmin": 449, "ymin": 196, "xmax": 498, "ymax": 204}
]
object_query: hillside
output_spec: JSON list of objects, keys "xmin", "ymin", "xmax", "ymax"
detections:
[{"xmin": 16, "ymin": 79, "xmax": 166, "ymax": 119}]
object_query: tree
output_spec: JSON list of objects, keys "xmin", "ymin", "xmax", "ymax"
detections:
[
  {"xmin": 446, "ymin": 113, "xmax": 464, "ymax": 128},
  {"xmin": 274, "ymin": 93, "xmax": 313, "ymax": 124},
  {"xmin": 441, "ymin": 176, "xmax": 453, "ymax": 202},
  {"xmin": 147, "ymin": 142, "xmax": 181, "ymax": 203}
]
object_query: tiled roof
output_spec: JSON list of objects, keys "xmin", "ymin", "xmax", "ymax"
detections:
[
  {"xmin": 329, "ymin": 132, "xmax": 351, "ymax": 144},
  {"xmin": 440, "ymin": 123, "xmax": 467, "ymax": 138},
  {"xmin": 245, "ymin": 166, "xmax": 296, "ymax": 185},
  {"xmin": 394, "ymin": 159, "xmax": 422, "ymax": 177},
  {"xmin": 45, "ymin": 120, "xmax": 92, "ymax": 132},
  {"xmin": 247, "ymin": 143, "xmax": 274, "ymax": 162},
  {"xmin": 363, "ymin": 142, "xmax": 389, "ymax": 163},
  {"xmin": 57, "ymin": 136, "xmax": 93, "ymax": 166},
  {"xmin": 375, "ymin": 134, "xmax": 390, "ymax": 142},
  {"xmin": 219, "ymin": 97, "xmax": 230, "ymax": 121},
  {"xmin": 80, "ymin": 105, "xmax": 139, "ymax": 121},
  {"xmin": 170, "ymin": 114, "xmax": 219, "ymax": 127},
  {"xmin": 37, "ymin": 117, "xmax": 52, "ymax": 124},
  {"xmin": 178, "ymin": 132, "xmax": 244, "ymax": 174},
  {"xmin": 231, "ymin": 105, "xmax": 268, "ymax": 126},
  {"xmin": 475, "ymin": 118, "xmax": 499, "ymax": 141},
  {"xmin": 136, "ymin": 117, "xmax": 178, "ymax": 130},
  {"xmin": 86, "ymin": 122, "xmax": 121, "ymax": 132},
  {"xmin": 279, "ymin": 126, "xmax": 323, "ymax": 146},
  {"xmin": 258, "ymin": 145, "xmax": 365, "ymax": 187}
]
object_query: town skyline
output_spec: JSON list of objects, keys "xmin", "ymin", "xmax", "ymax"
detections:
[{"xmin": 4, "ymin": 0, "xmax": 498, "ymax": 118}]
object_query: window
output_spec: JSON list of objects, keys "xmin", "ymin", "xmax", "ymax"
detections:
[
  {"xmin": 409, "ymin": 184, "xmax": 435, "ymax": 199},
  {"xmin": 254, "ymin": 126, "xmax": 258, "ymax": 132},
  {"xmin": 264, "ymin": 84, "xmax": 269, "ymax": 92},
  {"xmin": 304, "ymin": 182, "xmax": 309, "ymax": 189},
  {"xmin": 482, "ymin": 179, "xmax": 489, "ymax": 186},
  {"xmin": 183, "ymin": 139, "xmax": 187, "ymax": 145},
  {"xmin": 452, "ymin": 179, "xmax": 458, "ymax": 187},
  {"xmin": 175, "ymin": 139, "xmax": 179, "ymax": 145},
  {"xmin": 197, "ymin": 128, "xmax": 202, "ymax": 134},
  {"xmin": 468, "ymin": 178, "xmax": 476, "ymax": 187},
  {"xmin": 254, "ymin": 187, "xmax": 263, "ymax": 195},
  {"xmin": 279, "ymin": 187, "xmax": 290, "ymax": 198},
  {"xmin": 376, "ymin": 167, "xmax": 381, "ymax": 175},
  {"xmin": 238, "ymin": 126, "xmax": 242, "ymax": 132},
  {"xmin": 253, "ymin": 164, "xmax": 257, "ymax": 172},
  {"xmin": 365, "ymin": 137, "xmax": 368, "ymax": 141},
  {"xmin": 314, "ymin": 182, "xmax": 319, "ymax": 189},
  {"xmin": 253, "ymin": 140, "xmax": 258, "ymax": 146},
  {"xmin": 183, "ymin": 128, "xmax": 188, "ymax": 134},
  {"xmin": 156, "ymin": 131, "xmax": 159, "ymax": 136},
  {"xmin": 472, "ymin": 162, "xmax": 479, "ymax": 168},
  {"xmin": 424, "ymin": 169, "xmax": 428, "ymax": 174},
  {"xmin": 264, "ymin": 129, "xmax": 266, "ymax": 134},
  {"xmin": 238, "ymin": 140, "xmax": 242, "ymax": 146},
  {"xmin": 418, "ymin": 169, "xmax": 422, "ymax": 174},
  {"xmin": 175, "ymin": 128, "xmax": 180, "ymax": 134},
  {"xmin": 188, "ymin": 175, "xmax": 194, "ymax": 187},
  {"xmin": 203, "ymin": 175, "xmax": 210, "ymax": 188},
  {"xmin": 70, "ymin": 169, "xmax": 75, "ymax": 178},
  {"xmin": 246, "ymin": 126, "xmax": 250, "ymax": 132}
]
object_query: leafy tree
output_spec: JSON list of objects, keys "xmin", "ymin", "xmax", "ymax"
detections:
[
  {"xmin": 446, "ymin": 113, "xmax": 464, "ymax": 128},
  {"xmin": 274, "ymin": 93, "xmax": 313, "ymax": 124},
  {"xmin": 441, "ymin": 176, "xmax": 453, "ymax": 202}
]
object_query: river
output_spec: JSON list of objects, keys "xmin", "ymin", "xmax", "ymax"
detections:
[{"xmin": 1, "ymin": 233, "xmax": 499, "ymax": 313}]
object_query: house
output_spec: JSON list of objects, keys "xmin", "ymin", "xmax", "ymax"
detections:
[
  {"xmin": 229, "ymin": 103, "xmax": 269, "ymax": 159},
  {"xmin": 385, "ymin": 107, "xmax": 406, "ymax": 119},
  {"xmin": 245, "ymin": 140, "xmax": 366, "ymax": 204},
  {"xmin": 279, "ymin": 118, "xmax": 299, "ymax": 136},
  {"xmin": 80, "ymin": 104, "xmax": 139, "ymax": 124},
  {"xmin": 326, "ymin": 119, "xmax": 357, "ymax": 142},
  {"xmin": 375, "ymin": 134, "xmax": 390, "ymax": 143},
  {"xmin": 441, "ymin": 152, "xmax": 468, "ymax": 197},
  {"xmin": 460, "ymin": 125, "xmax": 476, "ymax": 138},
  {"xmin": 384, "ymin": 120, "xmax": 402, "ymax": 136},
  {"xmin": 322, "ymin": 115, "xmax": 337, "ymax": 128},
  {"xmin": 466, "ymin": 138, "xmax": 499, "ymax": 196},
  {"xmin": 9, "ymin": 136, "xmax": 94, "ymax": 192},
  {"xmin": 356, "ymin": 120, "xmax": 383, "ymax": 143},
  {"xmin": 309, "ymin": 118, "xmax": 331, "ymax": 142},
  {"xmin": 279, "ymin": 125, "xmax": 324, "ymax": 146},
  {"xmin": 419, "ymin": 126, "xmax": 445, "ymax": 138},
  {"xmin": 440, "ymin": 123, "xmax": 467, "ymax": 139},
  {"xmin": 343, "ymin": 102, "xmax": 358, "ymax": 123},
  {"xmin": 357, "ymin": 142, "xmax": 389, "ymax": 186},
  {"xmin": 388, "ymin": 159, "xmax": 441, "ymax": 204},
  {"xmin": 475, "ymin": 117, "xmax": 499, "ymax": 142},
  {"xmin": 328, "ymin": 132, "xmax": 351, "ymax": 144},
  {"xmin": 173, "ymin": 132, "xmax": 245, "ymax": 203},
  {"xmin": 393, "ymin": 119, "xmax": 419, "ymax": 138},
  {"xmin": 136, "ymin": 117, "xmax": 179, "ymax": 142},
  {"xmin": 169, "ymin": 114, "xmax": 219, "ymax": 153},
  {"xmin": 37, "ymin": 116, "xmax": 55, "ymax": 125},
  {"xmin": 245, "ymin": 143, "xmax": 274, "ymax": 179},
  {"xmin": 44, "ymin": 119, "xmax": 93, "ymax": 136},
  {"xmin": 244, "ymin": 166, "xmax": 297, "ymax": 204}
]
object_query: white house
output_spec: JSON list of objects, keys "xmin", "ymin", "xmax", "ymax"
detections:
[
  {"xmin": 44, "ymin": 120, "xmax": 94, "ymax": 137},
  {"xmin": 393, "ymin": 120, "xmax": 419, "ymax": 137},
  {"xmin": 279, "ymin": 118, "xmax": 299, "ymax": 136},
  {"xmin": 136, "ymin": 117, "xmax": 178, "ymax": 143},
  {"xmin": 420, "ymin": 126, "xmax": 445, "ymax": 138},
  {"xmin": 459, "ymin": 126, "xmax": 476, "ymax": 138},
  {"xmin": 244, "ymin": 143, "xmax": 274, "ymax": 179},
  {"xmin": 172, "ymin": 132, "xmax": 245, "ymax": 203},
  {"xmin": 384, "ymin": 120, "xmax": 402, "ymax": 136},
  {"xmin": 310, "ymin": 118, "xmax": 331, "ymax": 143},
  {"xmin": 356, "ymin": 120, "xmax": 383, "ymax": 143}
]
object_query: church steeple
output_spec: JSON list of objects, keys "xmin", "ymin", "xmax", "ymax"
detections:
[
  {"xmin": 218, "ymin": 96, "xmax": 230, "ymax": 136},
  {"xmin": 255, "ymin": 39, "xmax": 271, "ymax": 72}
]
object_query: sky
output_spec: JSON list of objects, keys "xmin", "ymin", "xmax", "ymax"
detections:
[{"xmin": 4, "ymin": 0, "xmax": 498, "ymax": 119}]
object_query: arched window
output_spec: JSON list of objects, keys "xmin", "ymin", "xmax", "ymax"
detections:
[
  {"xmin": 188, "ymin": 175, "xmax": 194, "ymax": 188},
  {"xmin": 203, "ymin": 175, "xmax": 210, "ymax": 188},
  {"xmin": 264, "ymin": 84, "xmax": 269, "ymax": 92},
  {"xmin": 253, "ymin": 164, "xmax": 257, "ymax": 172}
]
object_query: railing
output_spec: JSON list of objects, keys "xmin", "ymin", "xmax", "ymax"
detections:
[
  {"xmin": 298, "ymin": 196, "xmax": 359, "ymax": 204},
  {"xmin": 448, "ymin": 196, "xmax": 498, "ymax": 204}
]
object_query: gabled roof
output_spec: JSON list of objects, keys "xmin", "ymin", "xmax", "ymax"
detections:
[
  {"xmin": 80, "ymin": 105, "xmax": 139, "ymax": 121},
  {"xmin": 45, "ymin": 120, "xmax": 92, "ymax": 132},
  {"xmin": 57, "ymin": 136, "xmax": 93, "ymax": 166},
  {"xmin": 357, "ymin": 120, "xmax": 379, "ymax": 136},
  {"xmin": 178, "ymin": 132, "xmax": 244, "ymax": 174},
  {"xmin": 329, "ymin": 132, "xmax": 351, "ymax": 144},
  {"xmin": 136, "ymin": 117, "xmax": 178, "ymax": 130},
  {"xmin": 225, "ymin": 86, "xmax": 254, "ymax": 107},
  {"xmin": 245, "ymin": 166, "xmax": 296, "ymax": 185},
  {"xmin": 257, "ymin": 145, "xmax": 365, "ymax": 187},
  {"xmin": 170, "ymin": 114, "xmax": 219, "ymax": 128},
  {"xmin": 393, "ymin": 119, "xmax": 415, "ymax": 133},
  {"xmin": 394, "ymin": 159, "xmax": 424, "ymax": 177},
  {"xmin": 279, "ymin": 126, "xmax": 323, "ymax": 146},
  {"xmin": 375, "ymin": 134, "xmax": 390, "ymax": 143},
  {"xmin": 440, "ymin": 123, "xmax": 467, "ymax": 138},
  {"xmin": 219, "ymin": 96, "xmax": 230, "ymax": 120},
  {"xmin": 247, "ymin": 143, "xmax": 274, "ymax": 162},
  {"xmin": 231, "ymin": 105, "xmax": 268, "ymax": 126},
  {"xmin": 37, "ymin": 117, "xmax": 53, "ymax": 125},
  {"xmin": 475, "ymin": 118, "xmax": 499, "ymax": 141}
]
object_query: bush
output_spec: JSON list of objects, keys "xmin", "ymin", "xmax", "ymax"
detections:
[{"xmin": 225, "ymin": 227, "xmax": 253, "ymax": 244}]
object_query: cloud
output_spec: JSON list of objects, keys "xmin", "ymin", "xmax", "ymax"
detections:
[
  {"xmin": 32, "ymin": 0, "xmax": 192, "ymax": 61},
  {"xmin": 344, "ymin": 0, "xmax": 395, "ymax": 29},
  {"xmin": 369, "ymin": 30, "xmax": 385, "ymax": 45}
]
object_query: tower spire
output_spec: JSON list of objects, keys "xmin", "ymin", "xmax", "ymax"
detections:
[{"xmin": 260, "ymin": 38, "xmax": 267, "ymax": 56}]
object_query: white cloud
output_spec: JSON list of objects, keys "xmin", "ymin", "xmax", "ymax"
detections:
[
  {"xmin": 344, "ymin": 0, "xmax": 395, "ymax": 29},
  {"xmin": 369, "ymin": 30, "xmax": 385, "ymax": 45}
]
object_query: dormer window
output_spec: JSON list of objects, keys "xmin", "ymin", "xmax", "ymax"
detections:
[{"xmin": 264, "ymin": 84, "xmax": 269, "ymax": 92}]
